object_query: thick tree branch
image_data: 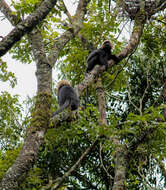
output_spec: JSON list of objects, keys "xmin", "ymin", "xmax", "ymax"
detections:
[
  {"xmin": 96, "ymin": 78, "xmax": 113, "ymax": 188},
  {"xmin": 0, "ymin": 28, "xmax": 52, "ymax": 190},
  {"xmin": 60, "ymin": 0, "xmax": 95, "ymax": 52},
  {"xmin": 119, "ymin": 0, "xmax": 166, "ymax": 20},
  {"xmin": 112, "ymin": 137, "xmax": 128, "ymax": 190},
  {"xmin": 0, "ymin": 0, "xmax": 20, "ymax": 25},
  {"xmin": 96, "ymin": 78, "xmax": 128, "ymax": 190},
  {"xmin": 62, "ymin": 1, "xmax": 73, "ymax": 23},
  {"xmin": 47, "ymin": 31, "xmax": 74, "ymax": 65},
  {"xmin": 48, "ymin": 0, "xmax": 90, "ymax": 66},
  {"xmin": 96, "ymin": 78, "xmax": 108, "ymax": 125},
  {"xmin": 117, "ymin": 16, "xmax": 145, "ymax": 61},
  {"xmin": 76, "ymin": 14, "xmax": 145, "ymax": 97},
  {"xmin": 0, "ymin": 0, "xmax": 58, "ymax": 57},
  {"xmin": 0, "ymin": 0, "xmax": 91, "ymax": 188}
]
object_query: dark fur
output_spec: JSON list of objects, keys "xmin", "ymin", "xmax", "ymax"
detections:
[
  {"xmin": 52, "ymin": 82, "xmax": 80, "ymax": 117},
  {"xmin": 85, "ymin": 41, "xmax": 119, "ymax": 104},
  {"xmin": 86, "ymin": 41, "xmax": 119, "ymax": 73}
]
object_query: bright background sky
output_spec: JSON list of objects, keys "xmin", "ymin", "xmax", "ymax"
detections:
[
  {"xmin": 0, "ymin": 0, "xmax": 128, "ymax": 102},
  {"xmin": 0, "ymin": 0, "xmax": 76, "ymax": 101}
]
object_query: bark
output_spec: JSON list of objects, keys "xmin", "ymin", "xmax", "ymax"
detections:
[
  {"xmin": 0, "ymin": 28, "xmax": 52, "ymax": 190},
  {"xmin": 96, "ymin": 78, "xmax": 113, "ymax": 189},
  {"xmin": 112, "ymin": 138, "xmax": 128, "ymax": 190},
  {"xmin": 119, "ymin": 0, "xmax": 166, "ymax": 20},
  {"xmin": 1, "ymin": 1, "xmax": 163, "ymax": 189},
  {"xmin": 96, "ymin": 78, "xmax": 128, "ymax": 190},
  {"xmin": 0, "ymin": 0, "xmax": 58, "ymax": 57},
  {"xmin": 48, "ymin": 0, "xmax": 90, "ymax": 66},
  {"xmin": 117, "ymin": 16, "xmax": 145, "ymax": 61},
  {"xmin": 0, "ymin": 0, "xmax": 90, "ymax": 188},
  {"xmin": 0, "ymin": 0, "xmax": 20, "ymax": 25},
  {"xmin": 96, "ymin": 77, "xmax": 108, "ymax": 125}
]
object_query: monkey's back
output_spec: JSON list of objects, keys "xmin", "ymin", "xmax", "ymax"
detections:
[
  {"xmin": 58, "ymin": 86, "xmax": 80, "ymax": 110},
  {"xmin": 86, "ymin": 49, "xmax": 106, "ymax": 72}
]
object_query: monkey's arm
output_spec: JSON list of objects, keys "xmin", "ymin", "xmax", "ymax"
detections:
[
  {"xmin": 109, "ymin": 54, "xmax": 120, "ymax": 63},
  {"xmin": 52, "ymin": 99, "xmax": 70, "ymax": 118}
]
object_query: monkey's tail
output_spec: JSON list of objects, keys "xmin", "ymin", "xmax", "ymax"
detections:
[
  {"xmin": 84, "ymin": 71, "xmax": 89, "ymax": 107},
  {"xmin": 109, "ymin": 0, "xmax": 111, "ymax": 12},
  {"xmin": 52, "ymin": 99, "xmax": 70, "ymax": 118},
  {"xmin": 86, "ymin": 86, "xmax": 89, "ymax": 106}
]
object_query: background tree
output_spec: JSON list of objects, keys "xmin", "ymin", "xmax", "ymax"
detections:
[{"xmin": 0, "ymin": 0, "xmax": 166, "ymax": 189}]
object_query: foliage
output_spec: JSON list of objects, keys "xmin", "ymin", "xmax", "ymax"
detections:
[
  {"xmin": 0, "ymin": 92, "xmax": 23, "ymax": 150},
  {"xmin": 0, "ymin": 148, "xmax": 21, "ymax": 181},
  {"xmin": 0, "ymin": 59, "xmax": 17, "ymax": 87},
  {"xmin": 19, "ymin": 167, "xmax": 44, "ymax": 190},
  {"xmin": 1, "ymin": 0, "xmax": 166, "ymax": 189}
]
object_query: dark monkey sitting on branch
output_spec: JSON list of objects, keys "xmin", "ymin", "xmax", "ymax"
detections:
[
  {"xmin": 85, "ymin": 40, "xmax": 120, "ymax": 103},
  {"xmin": 86, "ymin": 40, "xmax": 120, "ymax": 73},
  {"xmin": 52, "ymin": 80, "xmax": 80, "ymax": 117}
]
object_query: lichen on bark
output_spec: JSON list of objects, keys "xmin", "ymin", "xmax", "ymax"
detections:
[{"xmin": 27, "ymin": 92, "xmax": 52, "ymax": 135}]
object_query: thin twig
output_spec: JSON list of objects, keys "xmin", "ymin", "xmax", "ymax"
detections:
[
  {"xmin": 106, "ymin": 61, "xmax": 127, "ymax": 88},
  {"xmin": 105, "ymin": 92, "xmax": 123, "ymax": 102},
  {"xmin": 116, "ymin": 19, "xmax": 129, "ymax": 40},
  {"xmin": 151, "ymin": 16, "xmax": 166, "ymax": 25},
  {"xmin": 139, "ymin": 69, "xmax": 150, "ymax": 115},
  {"xmin": 106, "ymin": 47, "xmax": 136, "ymax": 88},
  {"xmin": 8, "ymin": 106, "xmax": 22, "ymax": 129},
  {"xmin": 138, "ymin": 155, "xmax": 159, "ymax": 190},
  {"xmin": 99, "ymin": 143, "xmax": 113, "ymax": 180},
  {"xmin": 127, "ymin": 82, "xmax": 140, "ymax": 113},
  {"xmin": 61, "ymin": 0, "xmax": 73, "ymax": 23},
  {"xmin": 51, "ymin": 140, "xmax": 98, "ymax": 190}
]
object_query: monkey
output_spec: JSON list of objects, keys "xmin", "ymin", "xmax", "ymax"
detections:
[
  {"xmin": 86, "ymin": 40, "xmax": 120, "ymax": 73},
  {"xmin": 52, "ymin": 80, "xmax": 80, "ymax": 117},
  {"xmin": 85, "ymin": 40, "xmax": 120, "ymax": 104}
]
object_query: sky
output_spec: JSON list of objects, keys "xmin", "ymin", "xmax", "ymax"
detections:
[
  {"xmin": 0, "ymin": 19, "xmax": 37, "ymax": 100},
  {"xmin": 0, "ymin": 0, "xmax": 128, "ymax": 102},
  {"xmin": 0, "ymin": 0, "xmax": 76, "ymax": 101}
]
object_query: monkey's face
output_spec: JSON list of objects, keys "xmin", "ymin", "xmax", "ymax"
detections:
[{"xmin": 102, "ymin": 41, "xmax": 113, "ymax": 49}]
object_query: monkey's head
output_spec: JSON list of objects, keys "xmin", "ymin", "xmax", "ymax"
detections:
[
  {"xmin": 57, "ymin": 80, "xmax": 71, "ymax": 92},
  {"xmin": 101, "ymin": 40, "xmax": 113, "ymax": 49}
]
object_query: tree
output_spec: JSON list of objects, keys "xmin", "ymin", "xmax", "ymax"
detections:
[{"xmin": 0, "ymin": 0, "xmax": 166, "ymax": 189}]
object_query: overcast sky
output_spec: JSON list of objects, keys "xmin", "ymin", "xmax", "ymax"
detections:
[
  {"xmin": 0, "ymin": 0, "xmax": 128, "ymax": 102},
  {"xmin": 0, "ymin": 0, "xmax": 76, "ymax": 101},
  {"xmin": 0, "ymin": 20, "xmax": 37, "ymax": 100}
]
